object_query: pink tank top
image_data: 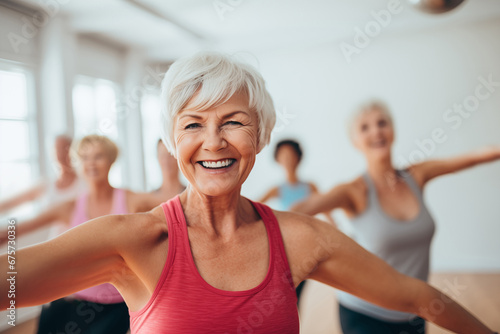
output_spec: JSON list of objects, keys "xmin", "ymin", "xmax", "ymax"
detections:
[
  {"xmin": 129, "ymin": 196, "xmax": 299, "ymax": 333},
  {"xmin": 70, "ymin": 188, "xmax": 128, "ymax": 304}
]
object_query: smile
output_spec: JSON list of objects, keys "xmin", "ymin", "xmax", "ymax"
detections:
[
  {"xmin": 198, "ymin": 159, "xmax": 236, "ymax": 169},
  {"xmin": 369, "ymin": 139, "xmax": 387, "ymax": 148}
]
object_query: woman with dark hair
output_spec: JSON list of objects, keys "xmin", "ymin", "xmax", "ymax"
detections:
[{"xmin": 260, "ymin": 139, "xmax": 334, "ymax": 303}]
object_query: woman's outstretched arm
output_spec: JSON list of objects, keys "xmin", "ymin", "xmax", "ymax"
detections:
[
  {"xmin": 0, "ymin": 182, "xmax": 46, "ymax": 213},
  {"xmin": 291, "ymin": 182, "xmax": 354, "ymax": 216},
  {"xmin": 281, "ymin": 213, "xmax": 496, "ymax": 334},
  {"xmin": 258, "ymin": 186, "xmax": 279, "ymax": 203},
  {"xmin": 0, "ymin": 214, "xmax": 132, "ymax": 309},
  {"xmin": 411, "ymin": 146, "xmax": 500, "ymax": 187},
  {"xmin": 308, "ymin": 183, "xmax": 337, "ymax": 226}
]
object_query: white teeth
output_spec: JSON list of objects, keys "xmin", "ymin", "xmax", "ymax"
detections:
[{"xmin": 201, "ymin": 159, "xmax": 234, "ymax": 169}]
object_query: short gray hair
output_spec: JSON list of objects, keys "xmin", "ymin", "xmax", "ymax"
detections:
[
  {"xmin": 159, "ymin": 52, "xmax": 276, "ymax": 156},
  {"xmin": 347, "ymin": 99, "xmax": 393, "ymax": 139}
]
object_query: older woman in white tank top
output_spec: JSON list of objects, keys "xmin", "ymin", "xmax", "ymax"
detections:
[{"xmin": 292, "ymin": 100, "xmax": 500, "ymax": 334}]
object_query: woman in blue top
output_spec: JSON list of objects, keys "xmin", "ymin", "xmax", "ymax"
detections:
[
  {"xmin": 260, "ymin": 139, "xmax": 335, "ymax": 303},
  {"xmin": 292, "ymin": 100, "xmax": 500, "ymax": 333}
]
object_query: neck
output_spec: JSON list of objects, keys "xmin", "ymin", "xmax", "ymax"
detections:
[
  {"xmin": 160, "ymin": 172, "xmax": 183, "ymax": 193},
  {"xmin": 366, "ymin": 155, "xmax": 397, "ymax": 188},
  {"xmin": 180, "ymin": 186, "xmax": 255, "ymax": 239},
  {"xmin": 88, "ymin": 180, "xmax": 114, "ymax": 200},
  {"xmin": 285, "ymin": 170, "xmax": 299, "ymax": 184}
]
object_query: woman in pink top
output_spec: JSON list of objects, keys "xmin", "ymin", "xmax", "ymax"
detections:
[
  {"xmin": 1, "ymin": 53, "xmax": 497, "ymax": 334},
  {"xmin": 1, "ymin": 135, "xmax": 162, "ymax": 334}
]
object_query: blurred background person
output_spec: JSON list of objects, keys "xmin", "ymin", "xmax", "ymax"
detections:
[
  {"xmin": 259, "ymin": 139, "xmax": 335, "ymax": 304},
  {"xmin": 151, "ymin": 139, "xmax": 185, "ymax": 201},
  {"xmin": 0, "ymin": 134, "xmax": 84, "ymax": 215},
  {"xmin": 1, "ymin": 135, "xmax": 164, "ymax": 334},
  {"xmin": 292, "ymin": 100, "xmax": 500, "ymax": 333}
]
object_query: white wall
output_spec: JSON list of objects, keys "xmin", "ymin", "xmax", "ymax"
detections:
[{"xmin": 242, "ymin": 18, "xmax": 500, "ymax": 272}]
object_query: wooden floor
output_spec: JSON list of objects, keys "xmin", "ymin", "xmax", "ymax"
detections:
[
  {"xmin": 1, "ymin": 273, "xmax": 498, "ymax": 333},
  {"xmin": 299, "ymin": 272, "xmax": 500, "ymax": 333}
]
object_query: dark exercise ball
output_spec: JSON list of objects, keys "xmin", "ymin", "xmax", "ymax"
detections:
[{"xmin": 408, "ymin": 0, "xmax": 466, "ymax": 14}]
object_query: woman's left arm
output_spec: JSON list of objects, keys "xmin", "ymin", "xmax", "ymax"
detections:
[
  {"xmin": 411, "ymin": 146, "xmax": 500, "ymax": 187},
  {"xmin": 294, "ymin": 216, "xmax": 496, "ymax": 334}
]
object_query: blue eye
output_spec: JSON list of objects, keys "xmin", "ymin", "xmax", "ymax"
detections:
[{"xmin": 185, "ymin": 123, "xmax": 200, "ymax": 130}]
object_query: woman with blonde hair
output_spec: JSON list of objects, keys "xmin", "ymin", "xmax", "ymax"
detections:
[
  {"xmin": 1, "ymin": 53, "xmax": 497, "ymax": 334},
  {"xmin": 1, "ymin": 134, "xmax": 162, "ymax": 334},
  {"xmin": 292, "ymin": 100, "xmax": 500, "ymax": 333}
]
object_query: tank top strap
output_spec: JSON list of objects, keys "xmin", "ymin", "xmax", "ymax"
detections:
[
  {"xmin": 111, "ymin": 188, "xmax": 129, "ymax": 214},
  {"xmin": 397, "ymin": 169, "xmax": 424, "ymax": 200},
  {"xmin": 361, "ymin": 172, "xmax": 378, "ymax": 205},
  {"xmin": 250, "ymin": 200, "xmax": 295, "ymax": 289},
  {"xmin": 70, "ymin": 192, "xmax": 88, "ymax": 228}
]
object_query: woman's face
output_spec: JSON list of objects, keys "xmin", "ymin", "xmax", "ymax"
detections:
[
  {"xmin": 55, "ymin": 137, "xmax": 72, "ymax": 166},
  {"xmin": 78, "ymin": 143, "xmax": 113, "ymax": 183},
  {"xmin": 276, "ymin": 145, "xmax": 300, "ymax": 173},
  {"xmin": 352, "ymin": 108, "xmax": 394, "ymax": 160},
  {"xmin": 173, "ymin": 91, "xmax": 259, "ymax": 197}
]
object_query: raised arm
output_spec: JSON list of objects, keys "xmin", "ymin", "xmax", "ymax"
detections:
[
  {"xmin": 292, "ymin": 215, "xmax": 495, "ymax": 334},
  {"xmin": 258, "ymin": 186, "xmax": 279, "ymax": 203},
  {"xmin": 411, "ymin": 146, "xmax": 500, "ymax": 187},
  {"xmin": 0, "ymin": 214, "xmax": 130, "ymax": 309},
  {"xmin": 291, "ymin": 182, "xmax": 354, "ymax": 216},
  {"xmin": 0, "ymin": 182, "xmax": 46, "ymax": 213}
]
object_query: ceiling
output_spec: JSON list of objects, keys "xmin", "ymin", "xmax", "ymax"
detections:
[{"xmin": 10, "ymin": 0, "xmax": 500, "ymax": 61}]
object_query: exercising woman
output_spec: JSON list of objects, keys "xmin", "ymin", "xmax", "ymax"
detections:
[
  {"xmin": 1, "ymin": 135, "xmax": 162, "ymax": 333},
  {"xmin": 0, "ymin": 53, "xmax": 496, "ymax": 334},
  {"xmin": 292, "ymin": 100, "xmax": 500, "ymax": 333},
  {"xmin": 259, "ymin": 139, "xmax": 334, "ymax": 303}
]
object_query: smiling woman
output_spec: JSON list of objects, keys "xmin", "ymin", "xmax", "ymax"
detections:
[{"xmin": 0, "ymin": 52, "xmax": 497, "ymax": 334}]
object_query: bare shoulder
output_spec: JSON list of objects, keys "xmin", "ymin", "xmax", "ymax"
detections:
[
  {"xmin": 349, "ymin": 175, "xmax": 367, "ymax": 193},
  {"xmin": 272, "ymin": 210, "xmax": 343, "ymax": 284},
  {"xmin": 406, "ymin": 164, "xmax": 427, "ymax": 188},
  {"xmin": 112, "ymin": 205, "xmax": 168, "ymax": 250},
  {"xmin": 274, "ymin": 210, "xmax": 320, "ymax": 234},
  {"xmin": 274, "ymin": 210, "xmax": 341, "ymax": 243}
]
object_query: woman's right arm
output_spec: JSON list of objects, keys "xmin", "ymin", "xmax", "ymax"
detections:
[
  {"xmin": 291, "ymin": 182, "xmax": 354, "ymax": 216},
  {"xmin": 0, "ymin": 214, "xmax": 134, "ymax": 309}
]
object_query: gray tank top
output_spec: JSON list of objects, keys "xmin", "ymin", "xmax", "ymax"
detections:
[{"xmin": 337, "ymin": 169, "xmax": 436, "ymax": 322}]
